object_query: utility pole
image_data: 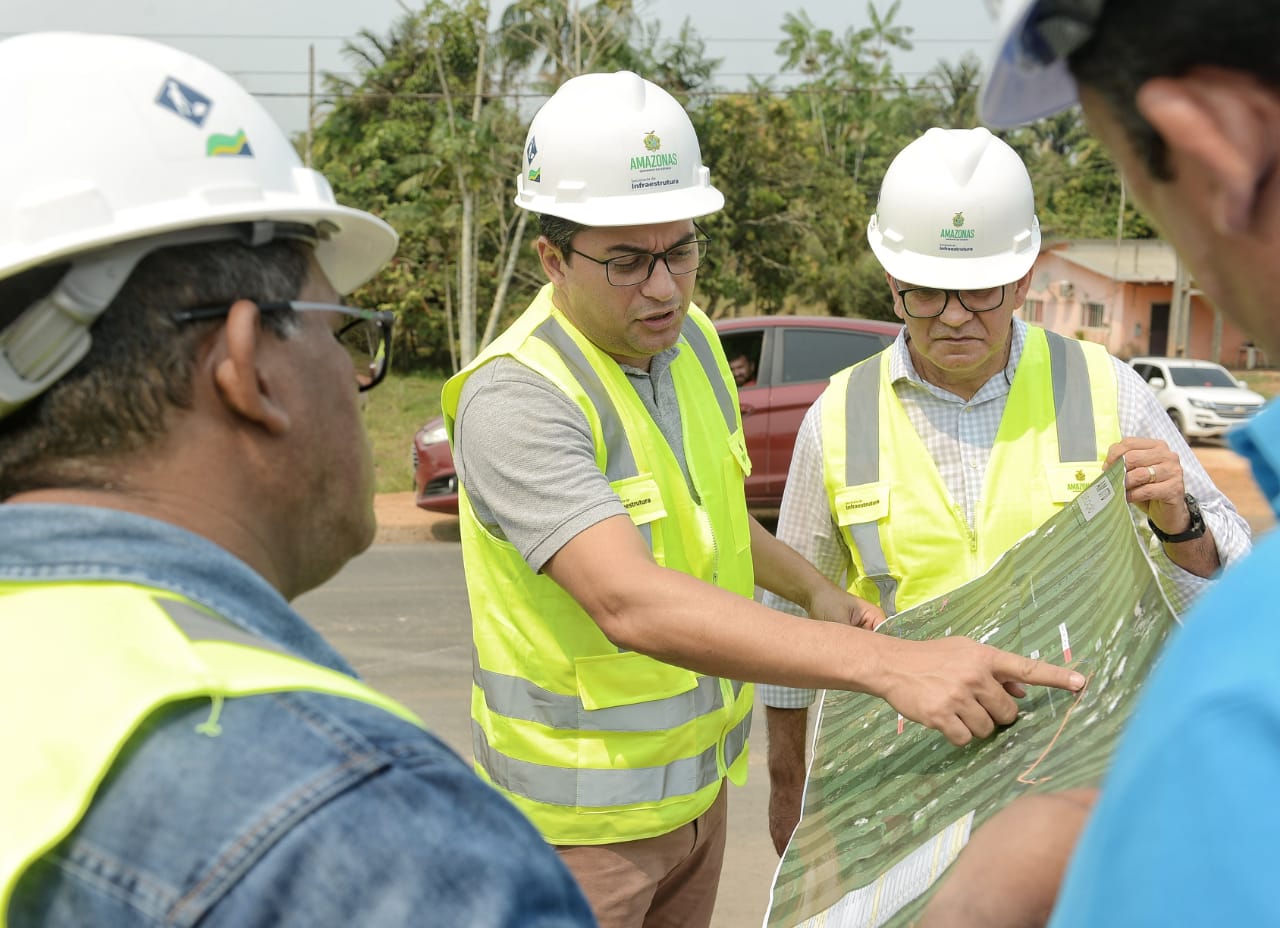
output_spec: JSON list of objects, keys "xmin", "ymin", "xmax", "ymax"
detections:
[
  {"xmin": 1170, "ymin": 252, "xmax": 1202, "ymax": 358},
  {"xmin": 305, "ymin": 44, "xmax": 315, "ymax": 167},
  {"xmin": 1171, "ymin": 254, "xmax": 1188, "ymax": 356}
]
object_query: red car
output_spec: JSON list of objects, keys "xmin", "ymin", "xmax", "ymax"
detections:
[{"xmin": 412, "ymin": 315, "xmax": 902, "ymax": 517}]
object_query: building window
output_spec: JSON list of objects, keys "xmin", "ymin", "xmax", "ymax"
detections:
[
  {"xmin": 1024, "ymin": 298, "xmax": 1043, "ymax": 323},
  {"xmin": 1084, "ymin": 302, "xmax": 1105, "ymax": 328}
]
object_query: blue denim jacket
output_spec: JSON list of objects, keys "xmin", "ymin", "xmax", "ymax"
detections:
[{"xmin": 2, "ymin": 504, "xmax": 595, "ymax": 927}]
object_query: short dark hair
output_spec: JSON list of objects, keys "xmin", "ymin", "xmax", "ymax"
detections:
[
  {"xmin": 1068, "ymin": 0, "xmax": 1280, "ymax": 180},
  {"xmin": 537, "ymin": 213, "xmax": 585, "ymax": 259},
  {"xmin": 0, "ymin": 239, "xmax": 310, "ymax": 499}
]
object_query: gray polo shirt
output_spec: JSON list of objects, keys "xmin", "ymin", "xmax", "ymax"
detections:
[{"xmin": 453, "ymin": 347, "xmax": 691, "ymax": 573}]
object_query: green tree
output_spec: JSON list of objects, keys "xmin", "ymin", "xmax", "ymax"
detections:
[
  {"xmin": 915, "ymin": 53, "xmax": 984, "ymax": 129},
  {"xmin": 498, "ymin": 0, "xmax": 638, "ymax": 88},
  {"xmin": 1004, "ymin": 111, "xmax": 1157, "ymax": 241},
  {"xmin": 315, "ymin": 0, "xmax": 537, "ymax": 371},
  {"xmin": 693, "ymin": 89, "xmax": 870, "ymax": 318}
]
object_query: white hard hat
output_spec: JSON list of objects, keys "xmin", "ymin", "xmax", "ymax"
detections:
[
  {"xmin": 0, "ymin": 32, "xmax": 398, "ymax": 416},
  {"xmin": 514, "ymin": 71, "xmax": 724, "ymax": 226},
  {"xmin": 979, "ymin": 0, "xmax": 1103, "ymax": 128},
  {"xmin": 867, "ymin": 127, "xmax": 1041, "ymax": 290}
]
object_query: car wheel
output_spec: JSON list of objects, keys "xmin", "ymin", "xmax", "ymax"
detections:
[{"xmin": 1167, "ymin": 408, "xmax": 1190, "ymax": 441}]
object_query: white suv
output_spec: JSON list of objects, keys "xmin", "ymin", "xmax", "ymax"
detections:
[{"xmin": 1130, "ymin": 356, "xmax": 1266, "ymax": 440}]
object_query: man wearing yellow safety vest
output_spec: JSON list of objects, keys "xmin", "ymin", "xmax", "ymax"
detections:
[
  {"xmin": 444, "ymin": 72, "xmax": 1088, "ymax": 927},
  {"xmin": 0, "ymin": 33, "xmax": 596, "ymax": 927},
  {"xmin": 761, "ymin": 125, "xmax": 1251, "ymax": 856}
]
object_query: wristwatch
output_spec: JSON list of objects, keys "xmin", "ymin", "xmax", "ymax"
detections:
[{"xmin": 1148, "ymin": 493, "xmax": 1207, "ymax": 543}]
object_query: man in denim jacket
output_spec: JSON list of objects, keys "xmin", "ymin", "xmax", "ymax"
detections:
[{"xmin": 0, "ymin": 32, "xmax": 593, "ymax": 927}]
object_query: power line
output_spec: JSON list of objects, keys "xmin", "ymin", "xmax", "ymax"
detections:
[
  {"xmin": 0, "ymin": 31, "xmax": 356, "ymax": 41},
  {"xmin": 0, "ymin": 30, "xmax": 991, "ymax": 44}
]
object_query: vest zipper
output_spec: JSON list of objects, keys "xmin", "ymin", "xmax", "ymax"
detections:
[{"xmin": 699, "ymin": 505, "xmax": 719, "ymax": 585}]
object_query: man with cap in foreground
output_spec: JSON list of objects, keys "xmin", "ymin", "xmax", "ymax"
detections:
[
  {"xmin": 0, "ymin": 32, "xmax": 595, "ymax": 926},
  {"xmin": 443, "ymin": 72, "xmax": 1088, "ymax": 927},
  {"xmin": 760, "ymin": 124, "xmax": 1249, "ymax": 856},
  {"xmin": 912, "ymin": 1, "xmax": 1280, "ymax": 925}
]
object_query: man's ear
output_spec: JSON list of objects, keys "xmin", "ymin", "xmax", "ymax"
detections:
[
  {"xmin": 536, "ymin": 237, "xmax": 569, "ymax": 285},
  {"xmin": 212, "ymin": 299, "xmax": 290, "ymax": 435},
  {"xmin": 1010, "ymin": 269, "xmax": 1034, "ymax": 306},
  {"xmin": 1137, "ymin": 70, "xmax": 1279, "ymax": 234}
]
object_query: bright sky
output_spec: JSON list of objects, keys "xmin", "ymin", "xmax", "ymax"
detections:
[{"xmin": 5, "ymin": 0, "xmax": 997, "ymax": 136}]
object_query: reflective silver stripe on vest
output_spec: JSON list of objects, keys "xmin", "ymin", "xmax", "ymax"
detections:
[
  {"xmin": 843, "ymin": 360, "xmax": 899, "ymax": 615},
  {"xmin": 532, "ymin": 316, "xmax": 641, "ymax": 485},
  {"xmin": 531, "ymin": 315, "xmax": 652, "ymax": 548},
  {"xmin": 472, "ymin": 704, "xmax": 750, "ymax": 809},
  {"xmin": 474, "ymin": 650, "xmax": 727, "ymax": 732},
  {"xmin": 156, "ymin": 598, "xmax": 290, "ymax": 655},
  {"xmin": 1044, "ymin": 331, "xmax": 1098, "ymax": 462},
  {"xmin": 678, "ymin": 316, "xmax": 738, "ymax": 434},
  {"xmin": 529, "ymin": 313, "xmax": 740, "ymax": 541},
  {"xmin": 841, "ymin": 336, "xmax": 1099, "ymax": 615}
]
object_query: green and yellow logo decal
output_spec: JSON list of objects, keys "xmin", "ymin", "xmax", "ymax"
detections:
[
  {"xmin": 941, "ymin": 210, "xmax": 975, "ymax": 239},
  {"xmin": 206, "ymin": 130, "xmax": 254, "ymax": 157}
]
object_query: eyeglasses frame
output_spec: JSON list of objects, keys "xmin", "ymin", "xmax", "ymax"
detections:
[
  {"xmin": 567, "ymin": 222, "xmax": 713, "ymax": 287},
  {"xmin": 893, "ymin": 283, "xmax": 1008, "ymax": 319},
  {"xmin": 171, "ymin": 300, "xmax": 396, "ymax": 392}
]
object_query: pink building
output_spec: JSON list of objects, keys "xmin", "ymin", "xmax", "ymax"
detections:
[{"xmin": 1021, "ymin": 239, "xmax": 1262, "ymax": 368}]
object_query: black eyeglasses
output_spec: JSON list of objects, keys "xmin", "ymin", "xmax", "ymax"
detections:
[
  {"xmin": 894, "ymin": 284, "xmax": 1007, "ymax": 319},
  {"xmin": 172, "ymin": 300, "xmax": 395, "ymax": 391},
  {"xmin": 569, "ymin": 226, "xmax": 712, "ymax": 287}
]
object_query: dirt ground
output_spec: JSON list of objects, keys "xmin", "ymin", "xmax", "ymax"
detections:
[
  {"xmin": 374, "ymin": 442, "xmax": 1275, "ymax": 545},
  {"xmin": 374, "ymin": 492, "xmax": 461, "ymax": 545}
]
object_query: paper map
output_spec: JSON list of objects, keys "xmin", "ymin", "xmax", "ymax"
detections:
[{"xmin": 766, "ymin": 460, "xmax": 1178, "ymax": 927}]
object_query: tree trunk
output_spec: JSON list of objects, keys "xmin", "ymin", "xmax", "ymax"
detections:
[
  {"xmin": 458, "ymin": 185, "xmax": 477, "ymax": 365},
  {"xmin": 481, "ymin": 209, "xmax": 528, "ymax": 351}
]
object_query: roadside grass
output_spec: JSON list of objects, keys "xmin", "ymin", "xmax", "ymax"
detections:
[
  {"xmin": 363, "ymin": 370, "xmax": 448, "ymax": 494},
  {"xmin": 1232, "ymin": 368, "xmax": 1280, "ymax": 400}
]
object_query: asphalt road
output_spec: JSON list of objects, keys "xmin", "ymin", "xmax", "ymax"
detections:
[{"xmin": 294, "ymin": 543, "xmax": 780, "ymax": 928}]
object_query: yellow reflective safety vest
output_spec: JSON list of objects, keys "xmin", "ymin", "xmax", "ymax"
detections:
[
  {"xmin": 822, "ymin": 326, "xmax": 1120, "ymax": 615},
  {"xmin": 0, "ymin": 581, "xmax": 423, "ymax": 924},
  {"xmin": 442, "ymin": 284, "xmax": 755, "ymax": 846}
]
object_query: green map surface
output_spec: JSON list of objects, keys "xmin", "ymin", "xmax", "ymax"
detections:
[{"xmin": 766, "ymin": 460, "xmax": 1178, "ymax": 927}]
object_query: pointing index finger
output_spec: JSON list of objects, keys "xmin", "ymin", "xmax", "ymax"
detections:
[{"xmin": 995, "ymin": 652, "xmax": 1086, "ymax": 693}]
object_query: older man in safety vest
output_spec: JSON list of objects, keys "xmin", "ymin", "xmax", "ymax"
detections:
[{"xmin": 760, "ymin": 125, "xmax": 1250, "ymax": 856}]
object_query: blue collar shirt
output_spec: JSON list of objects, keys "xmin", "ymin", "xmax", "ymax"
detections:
[{"xmin": 1049, "ymin": 402, "xmax": 1280, "ymax": 925}]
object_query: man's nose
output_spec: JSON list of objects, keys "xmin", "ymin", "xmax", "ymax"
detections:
[
  {"xmin": 937, "ymin": 292, "xmax": 976, "ymax": 325},
  {"xmin": 640, "ymin": 257, "xmax": 677, "ymax": 301}
]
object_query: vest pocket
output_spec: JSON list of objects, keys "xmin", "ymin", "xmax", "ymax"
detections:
[
  {"xmin": 723, "ymin": 436, "xmax": 752, "ymax": 555},
  {"xmin": 575, "ymin": 651, "xmax": 699, "ymax": 710},
  {"xmin": 833, "ymin": 481, "xmax": 890, "ymax": 525},
  {"xmin": 612, "ymin": 474, "xmax": 667, "ymax": 526},
  {"xmin": 573, "ymin": 652, "xmax": 701, "ymax": 812}
]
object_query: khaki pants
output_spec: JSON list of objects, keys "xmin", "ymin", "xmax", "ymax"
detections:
[{"xmin": 555, "ymin": 785, "xmax": 728, "ymax": 928}]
